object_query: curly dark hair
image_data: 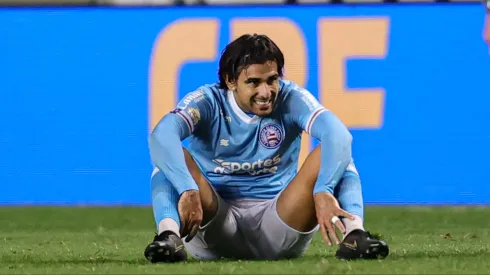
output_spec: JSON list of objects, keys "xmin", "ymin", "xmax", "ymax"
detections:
[{"xmin": 218, "ymin": 34, "xmax": 285, "ymax": 89}]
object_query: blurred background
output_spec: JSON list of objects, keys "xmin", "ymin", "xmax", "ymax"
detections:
[{"xmin": 1, "ymin": 0, "xmax": 489, "ymax": 207}]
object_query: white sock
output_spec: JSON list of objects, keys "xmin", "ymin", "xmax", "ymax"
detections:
[
  {"xmin": 342, "ymin": 215, "xmax": 364, "ymax": 239},
  {"xmin": 158, "ymin": 218, "xmax": 180, "ymax": 237}
]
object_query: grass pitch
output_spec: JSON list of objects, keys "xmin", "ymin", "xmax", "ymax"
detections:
[{"xmin": 1, "ymin": 206, "xmax": 489, "ymax": 274}]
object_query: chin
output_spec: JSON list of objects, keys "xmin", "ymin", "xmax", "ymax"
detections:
[{"xmin": 254, "ymin": 109, "xmax": 273, "ymax": 117}]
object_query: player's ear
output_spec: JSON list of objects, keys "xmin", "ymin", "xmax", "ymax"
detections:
[{"xmin": 225, "ymin": 75, "xmax": 237, "ymax": 91}]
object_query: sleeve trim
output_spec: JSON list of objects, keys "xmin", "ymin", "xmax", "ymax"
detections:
[
  {"xmin": 306, "ymin": 108, "xmax": 327, "ymax": 135},
  {"xmin": 174, "ymin": 110, "xmax": 194, "ymax": 133}
]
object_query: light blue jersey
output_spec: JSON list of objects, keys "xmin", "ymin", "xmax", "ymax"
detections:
[{"xmin": 149, "ymin": 80, "xmax": 354, "ymax": 200}]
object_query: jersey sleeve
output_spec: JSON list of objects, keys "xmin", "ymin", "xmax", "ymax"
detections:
[
  {"xmin": 283, "ymin": 84, "xmax": 328, "ymax": 135},
  {"xmin": 148, "ymin": 88, "xmax": 214, "ymax": 195},
  {"xmin": 169, "ymin": 88, "xmax": 214, "ymax": 138},
  {"xmin": 283, "ymin": 83, "xmax": 353, "ymax": 194}
]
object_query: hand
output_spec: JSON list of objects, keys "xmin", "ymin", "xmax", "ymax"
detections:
[
  {"xmin": 313, "ymin": 192, "xmax": 354, "ymax": 246},
  {"xmin": 178, "ymin": 190, "xmax": 203, "ymax": 242}
]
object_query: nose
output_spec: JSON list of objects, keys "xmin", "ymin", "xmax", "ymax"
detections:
[{"xmin": 257, "ymin": 83, "xmax": 272, "ymax": 98}]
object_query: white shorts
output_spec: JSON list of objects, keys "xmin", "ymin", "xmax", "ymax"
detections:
[{"xmin": 183, "ymin": 190, "xmax": 319, "ymax": 261}]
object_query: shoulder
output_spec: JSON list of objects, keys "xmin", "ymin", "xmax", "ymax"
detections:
[
  {"xmin": 279, "ymin": 79, "xmax": 315, "ymax": 99},
  {"xmin": 278, "ymin": 79, "xmax": 298, "ymax": 95},
  {"xmin": 277, "ymin": 80, "xmax": 320, "ymax": 110},
  {"xmin": 177, "ymin": 83, "xmax": 224, "ymax": 109}
]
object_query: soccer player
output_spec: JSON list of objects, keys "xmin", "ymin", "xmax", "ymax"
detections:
[{"xmin": 145, "ymin": 34, "xmax": 389, "ymax": 263}]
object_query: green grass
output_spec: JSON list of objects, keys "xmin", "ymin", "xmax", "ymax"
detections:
[{"xmin": 1, "ymin": 206, "xmax": 489, "ymax": 274}]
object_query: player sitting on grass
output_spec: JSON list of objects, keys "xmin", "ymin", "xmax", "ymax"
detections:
[{"xmin": 145, "ymin": 34, "xmax": 389, "ymax": 262}]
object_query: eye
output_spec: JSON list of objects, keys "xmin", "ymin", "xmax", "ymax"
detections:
[
  {"xmin": 267, "ymin": 77, "xmax": 278, "ymax": 85},
  {"xmin": 246, "ymin": 79, "xmax": 260, "ymax": 86}
]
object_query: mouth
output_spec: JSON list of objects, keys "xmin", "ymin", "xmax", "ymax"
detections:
[
  {"xmin": 253, "ymin": 98, "xmax": 273, "ymax": 106},
  {"xmin": 252, "ymin": 98, "xmax": 274, "ymax": 112}
]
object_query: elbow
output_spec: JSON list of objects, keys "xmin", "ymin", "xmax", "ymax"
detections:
[
  {"xmin": 341, "ymin": 127, "xmax": 353, "ymax": 150},
  {"xmin": 149, "ymin": 114, "xmax": 180, "ymax": 141},
  {"xmin": 330, "ymin": 112, "xmax": 353, "ymax": 147},
  {"xmin": 322, "ymin": 111, "xmax": 352, "ymax": 143},
  {"xmin": 319, "ymin": 112, "xmax": 353, "ymax": 161},
  {"xmin": 148, "ymin": 119, "xmax": 164, "ymax": 149},
  {"xmin": 148, "ymin": 114, "xmax": 179, "ymax": 155},
  {"xmin": 148, "ymin": 129, "xmax": 164, "ymax": 164},
  {"xmin": 148, "ymin": 131, "xmax": 159, "ymax": 152}
]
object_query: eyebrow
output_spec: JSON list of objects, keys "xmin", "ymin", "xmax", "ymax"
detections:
[
  {"xmin": 245, "ymin": 77, "xmax": 261, "ymax": 83},
  {"xmin": 245, "ymin": 74, "xmax": 279, "ymax": 83}
]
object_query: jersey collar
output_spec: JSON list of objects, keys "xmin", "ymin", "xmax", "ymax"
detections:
[{"xmin": 227, "ymin": 90, "xmax": 260, "ymax": 124}]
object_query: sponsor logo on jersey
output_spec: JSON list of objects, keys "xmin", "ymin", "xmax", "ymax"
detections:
[
  {"xmin": 177, "ymin": 89, "xmax": 205, "ymax": 110},
  {"xmin": 212, "ymin": 155, "xmax": 281, "ymax": 176},
  {"xmin": 259, "ymin": 124, "xmax": 283, "ymax": 149}
]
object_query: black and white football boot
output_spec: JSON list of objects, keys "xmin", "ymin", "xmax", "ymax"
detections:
[
  {"xmin": 144, "ymin": 231, "xmax": 188, "ymax": 263},
  {"xmin": 335, "ymin": 229, "xmax": 389, "ymax": 260}
]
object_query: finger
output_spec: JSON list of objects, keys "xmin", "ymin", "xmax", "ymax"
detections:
[
  {"xmin": 185, "ymin": 223, "xmax": 199, "ymax": 242},
  {"xmin": 319, "ymin": 222, "xmax": 331, "ymax": 246},
  {"xmin": 179, "ymin": 225, "xmax": 185, "ymax": 238},
  {"xmin": 178, "ymin": 211, "xmax": 190, "ymax": 237},
  {"xmin": 182, "ymin": 216, "xmax": 193, "ymax": 238},
  {"xmin": 181, "ymin": 219, "xmax": 192, "ymax": 240},
  {"xmin": 178, "ymin": 217, "xmax": 188, "ymax": 237},
  {"xmin": 326, "ymin": 221, "xmax": 340, "ymax": 245},
  {"xmin": 184, "ymin": 210, "xmax": 201, "ymax": 242},
  {"xmin": 339, "ymin": 209, "xmax": 355, "ymax": 220},
  {"xmin": 334, "ymin": 219, "xmax": 346, "ymax": 234}
]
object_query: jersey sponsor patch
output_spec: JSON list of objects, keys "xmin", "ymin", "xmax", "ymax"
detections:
[
  {"xmin": 177, "ymin": 89, "xmax": 205, "ymax": 110},
  {"xmin": 259, "ymin": 124, "xmax": 283, "ymax": 149},
  {"xmin": 212, "ymin": 155, "xmax": 281, "ymax": 176}
]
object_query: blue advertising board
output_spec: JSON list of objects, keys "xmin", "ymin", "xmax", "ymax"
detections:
[{"xmin": 1, "ymin": 4, "xmax": 489, "ymax": 205}]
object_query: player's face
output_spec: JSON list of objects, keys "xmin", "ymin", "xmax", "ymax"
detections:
[{"xmin": 229, "ymin": 61, "xmax": 280, "ymax": 116}]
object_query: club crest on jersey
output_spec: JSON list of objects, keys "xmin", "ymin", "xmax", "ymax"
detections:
[{"xmin": 259, "ymin": 124, "xmax": 283, "ymax": 149}]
